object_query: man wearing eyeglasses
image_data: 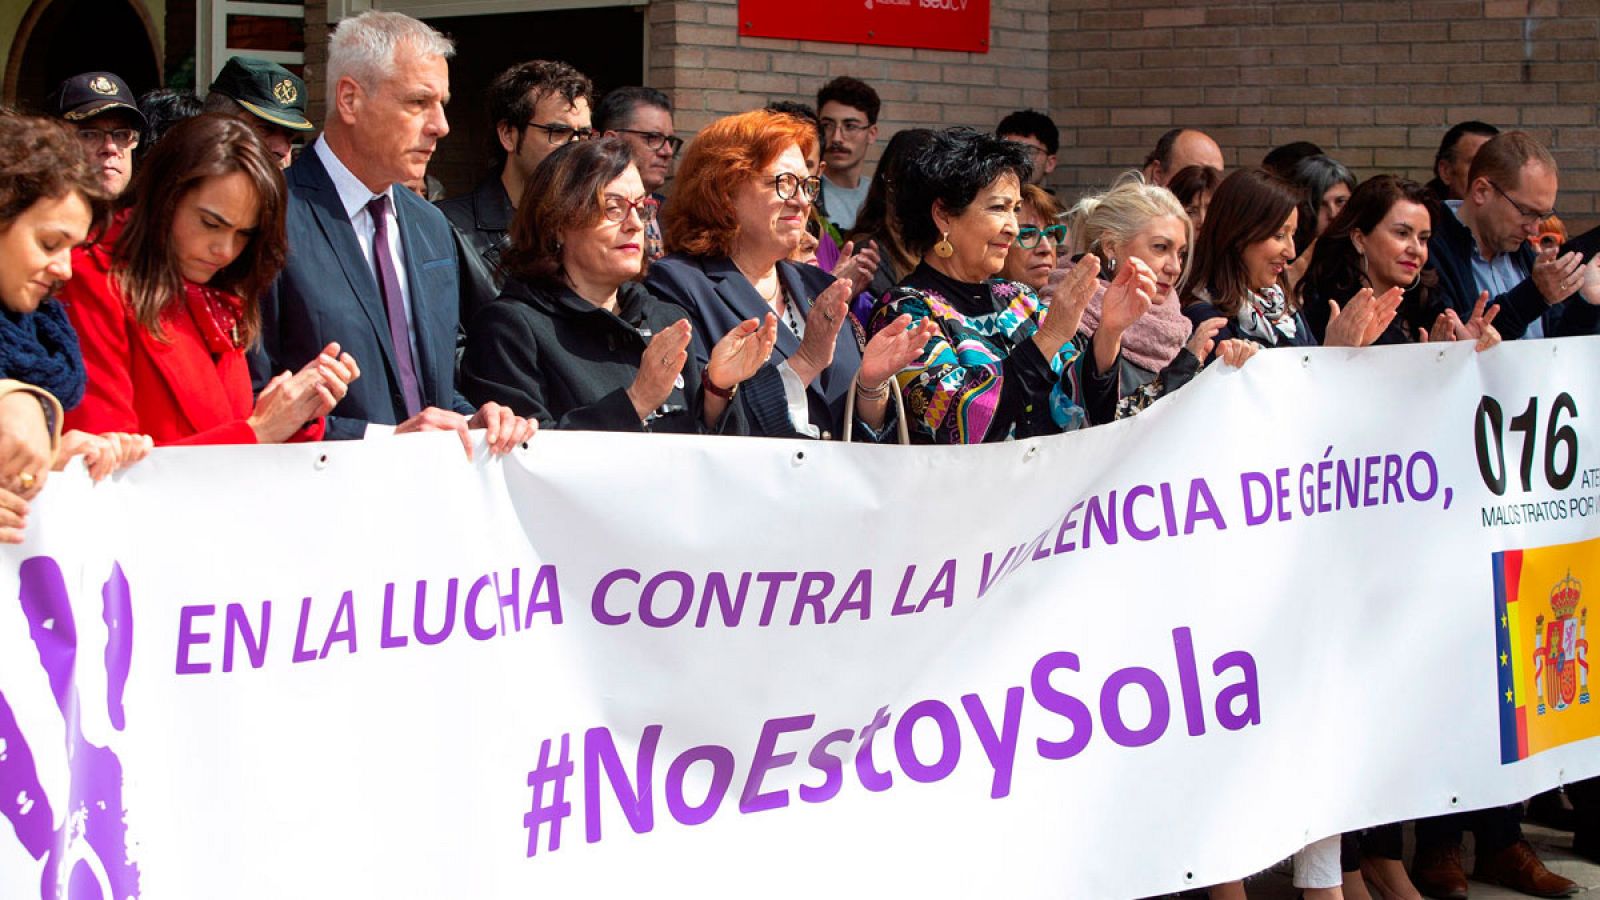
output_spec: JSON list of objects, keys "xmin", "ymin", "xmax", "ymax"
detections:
[
  {"xmin": 814, "ymin": 76, "xmax": 881, "ymax": 235},
  {"xmin": 595, "ymin": 86, "xmax": 681, "ymax": 261},
  {"xmin": 997, "ymin": 109, "xmax": 1059, "ymax": 189},
  {"xmin": 439, "ymin": 60, "xmax": 594, "ymax": 330},
  {"xmin": 53, "ymin": 71, "xmax": 147, "ymax": 197},
  {"xmin": 1427, "ymin": 131, "xmax": 1599, "ymax": 344}
]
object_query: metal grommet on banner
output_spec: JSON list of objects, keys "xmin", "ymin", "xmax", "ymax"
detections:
[
  {"xmin": 1023, "ymin": 446, "xmax": 1039, "ymax": 463},
  {"xmin": 1450, "ymin": 795, "xmax": 1459, "ymax": 806},
  {"xmin": 314, "ymin": 453, "xmax": 330, "ymax": 471},
  {"xmin": 791, "ymin": 450, "xmax": 806, "ymax": 467},
  {"xmin": 1438, "ymin": 350, "xmax": 1447, "ymax": 361},
  {"xmin": 1301, "ymin": 355, "xmax": 1310, "ymax": 367},
  {"xmin": 1183, "ymin": 872, "xmax": 1194, "ymax": 884}
]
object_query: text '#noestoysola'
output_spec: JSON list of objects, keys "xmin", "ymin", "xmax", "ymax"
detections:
[{"xmin": 521, "ymin": 626, "xmax": 1259, "ymax": 857}]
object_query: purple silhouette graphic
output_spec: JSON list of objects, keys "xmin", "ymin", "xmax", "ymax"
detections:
[{"xmin": 0, "ymin": 556, "xmax": 139, "ymax": 899}]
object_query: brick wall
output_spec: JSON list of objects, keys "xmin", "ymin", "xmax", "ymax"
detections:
[
  {"xmin": 646, "ymin": 0, "xmax": 1051, "ymax": 167},
  {"xmin": 1049, "ymin": 0, "xmax": 1600, "ymax": 231}
]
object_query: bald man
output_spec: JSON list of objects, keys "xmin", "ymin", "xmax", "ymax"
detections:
[{"xmin": 1142, "ymin": 128, "xmax": 1224, "ymax": 186}]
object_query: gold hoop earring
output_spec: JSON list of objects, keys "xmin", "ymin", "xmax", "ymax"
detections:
[{"xmin": 934, "ymin": 232, "xmax": 955, "ymax": 259}]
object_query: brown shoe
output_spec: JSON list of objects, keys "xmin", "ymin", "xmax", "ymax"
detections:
[
  {"xmin": 1471, "ymin": 840, "xmax": 1578, "ymax": 898},
  {"xmin": 1412, "ymin": 844, "xmax": 1469, "ymax": 900}
]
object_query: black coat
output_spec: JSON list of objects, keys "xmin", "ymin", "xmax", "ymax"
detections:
[
  {"xmin": 459, "ymin": 278, "xmax": 740, "ymax": 435},
  {"xmin": 1428, "ymin": 203, "xmax": 1598, "ymax": 339},
  {"xmin": 438, "ymin": 176, "xmax": 514, "ymax": 344}
]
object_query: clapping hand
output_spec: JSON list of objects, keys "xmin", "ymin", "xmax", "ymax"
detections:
[
  {"xmin": 787, "ymin": 279, "xmax": 854, "ymax": 385},
  {"xmin": 1532, "ymin": 246, "xmax": 1584, "ymax": 304},
  {"xmin": 1097, "ymin": 256, "xmax": 1158, "ymax": 336},
  {"xmin": 1422, "ymin": 291, "xmax": 1502, "ymax": 353},
  {"xmin": 1323, "ymin": 285, "xmax": 1403, "ymax": 348},
  {"xmin": 1035, "ymin": 253, "xmax": 1102, "ymax": 351},
  {"xmin": 707, "ymin": 314, "xmax": 780, "ymax": 392},
  {"xmin": 858, "ymin": 313, "xmax": 940, "ymax": 388},
  {"xmin": 628, "ymin": 320, "xmax": 693, "ymax": 422},
  {"xmin": 832, "ymin": 240, "xmax": 882, "ymax": 297}
]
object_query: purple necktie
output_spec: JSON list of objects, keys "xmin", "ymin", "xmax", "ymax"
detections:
[{"xmin": 368, "ymin": 193, "xmax": 424, "ymax": 417}]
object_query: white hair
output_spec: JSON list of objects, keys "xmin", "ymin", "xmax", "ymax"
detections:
[{"xmin": 326, "ymin": 11, "xmax": 455, "ymax": 108}]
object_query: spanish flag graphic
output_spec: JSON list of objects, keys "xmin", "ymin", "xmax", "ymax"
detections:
[{"xmin": 1495, "ymin": 536, "xmax": 1596, "ymax": 764}]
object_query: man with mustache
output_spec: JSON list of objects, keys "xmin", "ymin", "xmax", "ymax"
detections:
[
  {"xmin": 814, "ymin": 76, "xmax": 881, "ymax": 235},
  {"xmin": 255, "ymin": 10, "xmax": 532, "ymax": 453}
]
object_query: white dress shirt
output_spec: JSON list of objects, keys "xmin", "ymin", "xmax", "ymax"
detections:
[{"xmin": 312, "ymin": 138, "xmax": 420, "ymax": 360}]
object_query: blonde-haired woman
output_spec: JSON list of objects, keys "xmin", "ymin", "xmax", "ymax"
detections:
[{"xmin": 1066, "ymin": 173, "xmax": 1255, "ymax": 418}]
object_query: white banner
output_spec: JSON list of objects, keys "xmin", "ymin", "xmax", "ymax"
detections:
[{"xmin": 2, "ymin": 337, "xmax": 1598, "ymax": 899}]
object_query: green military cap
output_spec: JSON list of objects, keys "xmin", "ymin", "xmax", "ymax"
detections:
[{"xmin": 209, "ymin": 57, "xmax": 314, "ymax": 132}]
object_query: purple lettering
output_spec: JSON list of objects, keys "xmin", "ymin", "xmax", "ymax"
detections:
[
  {"xmin": 583, "ymin": 724, "xmax": 660, "ymax": 843},
  {"xmin": 592, "ymin": 569, "xmax": 639, "ymax": 626},
  {"xmin": 222, "ymin": 602, "xmax": 269, "ymax": 672},
  {"xmin": 799, "ymin": 728, "xmax": 854, "ymax": 804},
  {"xmin": 1100, "ymin": 667, "xmax": 1171, "ymax": 748},
  {"xmin": 176, "ymin": 604, "xmax": 214, "ymax": 674},
  {"xmin": 961, "ymin": 688, "xmax": 1022, "ymax": 799},
  {"xmin": 854, "ymin": 705, "xmax": 894, "ymax": 792},
  {"xmin": 1031, "ymin": 651, "xmax": 1092, "ymax": 760},
  {"xmin": 739, "ymin": 714, "xmax": 814, "ymax": 813},
  {"xmin": 640, "ymin": 571, "xmax": 693, "ymax": 628},
  {"xmin": 792, "ymin": 572, "xmax": 833, "ymax": 625},
  {"xmin": 665, "ymin": 744, "xmax": 734, "ymax": 826}
]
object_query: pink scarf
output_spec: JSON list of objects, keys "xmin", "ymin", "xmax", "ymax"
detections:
[{"xmin": 1077, "ymin": 282, "xmax": 1191, "ymax": 373}]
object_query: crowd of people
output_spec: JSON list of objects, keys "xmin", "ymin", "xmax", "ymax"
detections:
[{"xmin": 1, "ymin": 9, "xmax": 1598, "ymax": 899}]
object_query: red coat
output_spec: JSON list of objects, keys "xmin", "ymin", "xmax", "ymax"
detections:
[{"xmin": 60, "ymin": 240, "xmax": 324, "ymax": 446}]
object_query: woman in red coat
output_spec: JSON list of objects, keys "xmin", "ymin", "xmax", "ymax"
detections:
[{"xmin": 62, "ymin": 114, "xmax": 357, "ymax": 445}]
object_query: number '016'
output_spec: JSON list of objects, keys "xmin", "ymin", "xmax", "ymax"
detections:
[{"xmin": 1474, "ymin": 393, "xmax": 1580, "ymax": 496}]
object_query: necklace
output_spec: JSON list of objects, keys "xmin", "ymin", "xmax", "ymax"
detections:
[{"xmin": 732, "ymin": 258, "xmax": 783, "ymax": 305}]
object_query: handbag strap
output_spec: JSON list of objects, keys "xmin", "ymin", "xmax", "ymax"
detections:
[{"xmin": 842, "ymin": 376, "xmax": 911, "ymax": 445}]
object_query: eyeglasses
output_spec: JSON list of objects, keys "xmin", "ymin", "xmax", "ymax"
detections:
[
  {"xmin": 526, "ymin": 123, "xmax": 595, "ymax": 146},
  {"xmin": 1016, "ymin": 224, "xmax": 1069, "ymax": 250},
  {"xmin": 614, "ymin": 129, "xmax": 684, "ymax": 156},
  {"xmin": 76, "ymin": 128, "xmax": 139, "ymax": 149},
  {"xmin": 1488, "ymin": 181, "xmax": 1555, "ymax": 224},
  {"xmin": 773, "ymin": 172, "xmax": 822, "ymax": 202},
  {"xmin": 820, "ymin": 120, "xmax": 870, "ymax": 137},
  {"xmin": 602, "ymin": 194, "xmax": 657, "ymax": 224}
]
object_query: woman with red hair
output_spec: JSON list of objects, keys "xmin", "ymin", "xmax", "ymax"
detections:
[{"xmin": 646, "ymin": 109, "xmax": 934, "ymax": 440}]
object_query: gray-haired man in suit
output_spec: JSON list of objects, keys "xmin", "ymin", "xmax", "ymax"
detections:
[{"xmin": 255, "ymin": 10, "xmax": 532, "ymax": 453}]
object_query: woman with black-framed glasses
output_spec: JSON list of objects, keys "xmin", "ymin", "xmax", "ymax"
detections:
[
  {"xmin": 647, "ymin": 110, "xmax": 934, "ymax": 441},
  {"xmin": 461, "ymin": 139, "xmax": 778, "ymax": 434}
]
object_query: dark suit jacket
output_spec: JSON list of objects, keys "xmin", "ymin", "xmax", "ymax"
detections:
[
  {"xmin": 437, "ymin": 175, "xmax": 513, "ymax": 344},
  {"xmin": 1429, "ymin": 205, "xmax": 1598, "ymax": 339},
  {"xmin": 645, "ymin": 254, "xmax": 870, "ymax": 440},
  {"xmin": 256, "ymin": 146, "xmax": 473, "ymax": 438}
]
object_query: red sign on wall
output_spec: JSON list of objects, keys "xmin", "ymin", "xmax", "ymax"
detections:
[{"xmin": 738, "ymin": 0, "xmax": 991, "ymax": 54}]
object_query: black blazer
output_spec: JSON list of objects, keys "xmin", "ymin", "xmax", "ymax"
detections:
[
  {"xmin": 459, "ymin": 278, "xmax": 738, "ymax": 435},
  {"xmin": 437, "ymin": 175, "xmax": 513, "ymax": 343},
  {"xmin": 255, "ymin": 145, "xmax": 472, "ymax": 438},
  {"xmin": 1428, "ymin": 204, "xmax": 1598, "ymax": 339},
  {"xmin": 646, "ymin": 254, "xmax": 873, "ymax": 440}
]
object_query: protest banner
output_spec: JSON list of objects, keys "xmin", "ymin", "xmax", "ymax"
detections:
[{"xmin": 1, "ymin": 337, "xmax": 1597, "ymax": 898}]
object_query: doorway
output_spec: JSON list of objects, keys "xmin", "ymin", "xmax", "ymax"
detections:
[
  {"xmin": 422, "ymin": 5, "xmax": 645, "ymax": 197},
  {"xmin": 6, "ymin": 0, "xmax": 161, "ymax": 110}
]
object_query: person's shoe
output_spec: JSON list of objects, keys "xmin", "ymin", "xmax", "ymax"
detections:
[
  {"xmin": 1471, "ymin": 840, "xmax": 1578, "ymax": 898},
  {"xmin": 1411, "ymin": 844, "xmax": 1469, "ymax": 900}
]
